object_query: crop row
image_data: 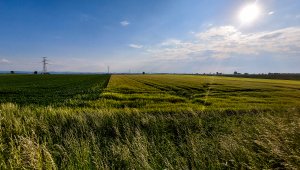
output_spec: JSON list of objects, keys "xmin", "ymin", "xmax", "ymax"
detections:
[{"xmin": 99, "ymin": 75, "xmax": 300, "ymax": 110}]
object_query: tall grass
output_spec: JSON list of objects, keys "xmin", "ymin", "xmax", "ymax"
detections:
[
  {"xmin": 0, "ymin": 103, "xmax": 299, "ymax": 169},
  {"xmin": 1, "ymin": 74, "xmax": 300, "ymax": 169}
]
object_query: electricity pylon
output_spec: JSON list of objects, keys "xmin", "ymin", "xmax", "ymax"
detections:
[{"xmin": 42, "ymin": 57, "xmax": 48, "ymax": 74}]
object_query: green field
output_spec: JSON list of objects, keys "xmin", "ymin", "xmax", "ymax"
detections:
[
  {"xmin": 0, "ymin": 74, "xmax": 299, "ymax": 169},
  {"xmin": 103, "ymin": 75, "xmax": 300, "ymax": 110},
  {"xmin": 0, "ymin": 74, "xmax": 110, "ymax": 105}
]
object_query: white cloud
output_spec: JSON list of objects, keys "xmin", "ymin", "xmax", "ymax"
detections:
[
  {"xmin": 0, "ymin": 58, "xmax": 10, "ymax": 64},
  {"xmin": 189, "ymin": 31, "xmax": 196, "ymax": 35},
  {"xmin": 120, "ymin": 20, "xmax": 130, "ymax": 26},
  {"xmin": 196, "ymin": 26, "xmax": 239, "ymax": 40},
  {"xmin": 268, "ymin": 11, "xmax": 274, "ymax": 15},
  {"xmin": 129, "ymin": 44, "xmax": 143, "ymax": 49},
  {"xmin": 160, "ymin": 39, "xmax": 182, "ymax": 46},
  {"xmin": 145, "ymin": 26, "xmax": 300, "ymax": 60}
]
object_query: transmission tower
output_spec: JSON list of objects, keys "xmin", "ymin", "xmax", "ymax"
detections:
[{"xmin": 42, "ymin": 57, "xmax": 48, "ymax": 74}]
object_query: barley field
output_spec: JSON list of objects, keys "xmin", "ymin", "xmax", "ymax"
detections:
[{"xmin": 0, "ymin": 74, "xmax": 299, "ymax": 169}]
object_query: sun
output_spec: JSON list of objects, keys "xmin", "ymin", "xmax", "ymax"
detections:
[{"xmin": 239, "ymin": 4, "xmax": 261, "ymax": 24}]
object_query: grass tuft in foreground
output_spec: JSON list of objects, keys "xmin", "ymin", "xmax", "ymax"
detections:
[{"xmin": 0, "ymin": 104, "xmax": 299, "ymax": 169}]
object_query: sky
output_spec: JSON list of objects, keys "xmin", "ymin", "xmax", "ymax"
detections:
[{"xmin": 0, "ymin": 0, "xmax": 300, "ymax": 73}]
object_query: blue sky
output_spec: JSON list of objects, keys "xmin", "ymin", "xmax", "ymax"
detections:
[{"xmin": 0, "ymin": 0, "xmax": 300, "ymax": 73}]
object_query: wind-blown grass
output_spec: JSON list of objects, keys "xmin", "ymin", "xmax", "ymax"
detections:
[
  {"xmin": 0, "ymin": 104, "xmax": 299, "ymax": 169},
  {"xmin": 0, "ymin": 74, "xmax": 299, "ymax": 169}
]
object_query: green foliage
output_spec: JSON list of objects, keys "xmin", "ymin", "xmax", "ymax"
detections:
[
  {"xmin": 223, "ymin": 73, "xmax": 300, "ymax": 80},
  {"xmin": 0, "ymin": 74, "xmax": 110, "ymax": 106},
  {"xmin": 0, "ymin": 74, "xmax": 299, "ymax": 169}
]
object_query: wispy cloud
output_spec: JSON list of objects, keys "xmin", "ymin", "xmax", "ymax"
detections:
[
  {"xmin": 201, "ymin": 23, "xmax": 214, "ymax": 28},
  {"xmin": 0, "ymin": 58, "xmax": 10, "ymax": 64},
  {"xmin": 160, "ymin": 39, "xmax": 182, "ymax": 46},
  {"xmin": 120, "ymin": 20, "xmax": 130, "ymax": 26},
  {"xmin": 189, "ymin": 31, "xmax": 196, "ymax": 35},
  {"xmin": 80, "ymin": 13, "xmax": 96, "ymax": 22},
  {"xmin": 146, "ymin": 26, "xmax": 300, "ymax": 60},
  {"xmin": 129, "ymin": 44, "xmax": 143, "ymax": 49},
  {"xmin": 268, "ymin": 11, "xmax": 275, "ymax": 15}
]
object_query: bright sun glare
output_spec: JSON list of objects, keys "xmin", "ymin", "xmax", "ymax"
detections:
[{"xmin": 239, "ymin": 4, "xmax": 261, "ymax": 24}]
